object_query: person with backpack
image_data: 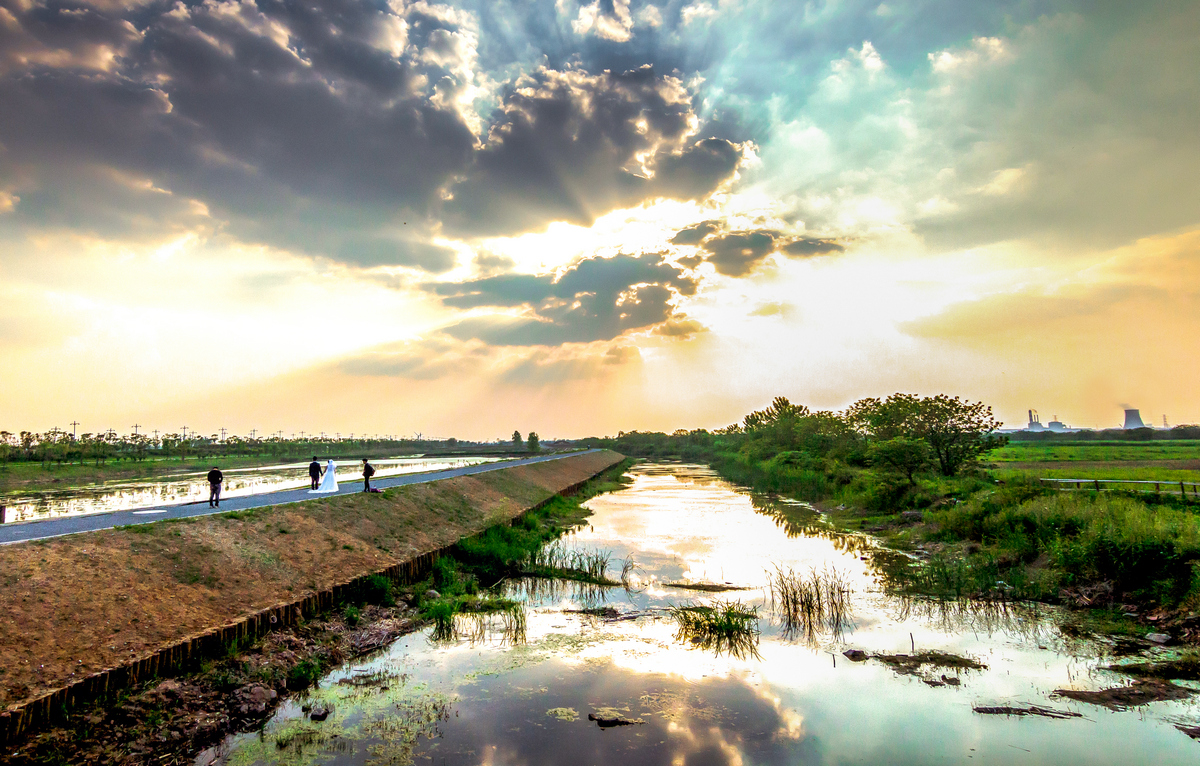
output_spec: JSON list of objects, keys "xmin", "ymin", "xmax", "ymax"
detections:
[
  {"xmin": 362, "ymin": 458, "xmax": 376, "ymax": 493},
  {"xmin": 206, "ymin": 466, "xmax": 224, "ymax": 507}
]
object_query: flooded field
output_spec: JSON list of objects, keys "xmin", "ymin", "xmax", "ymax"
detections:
[
  {"xmin": 0, "ymin": 456, "xmax": 498, "ymax": 522},
  {"xmin": 205, "ymin": 463, "xmax": 1200, "ymax": 765}
]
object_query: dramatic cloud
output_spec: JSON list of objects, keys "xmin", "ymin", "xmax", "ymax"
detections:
[
  {"xmin": 442, "ymin": 66, "xmax": 743, "ymax": 235},
  {"xmin": 429, "ymin": 252, "xmax": 696, "ymax": 345},
  {"xmin": 0, "ymin": 0, "xmax": 479, "ymax": 267},
  {"xmin": 782, "ymin": 238, "xmax": 844, "ymax": 257},
  {"xmin": 670, "ymin": 220, "xmax": 721, "ymax": 246},
  {"xmin": 701, "ymin": 230, "xmax": 780, "ymax": 276}
]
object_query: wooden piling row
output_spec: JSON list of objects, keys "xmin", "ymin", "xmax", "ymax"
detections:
[{"xmin": 0, "ymin": 464, "xmax": 611, "ymax": 747}]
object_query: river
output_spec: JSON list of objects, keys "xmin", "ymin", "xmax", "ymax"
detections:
[
  {"xmin": 202, "ymin": 462, "xmax": 1200, "ymax": 765},
  {"xmin": 1, "ymin": 456, "xmax": 499, "ymax": 522}
]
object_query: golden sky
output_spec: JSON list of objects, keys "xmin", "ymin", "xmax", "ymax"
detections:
[{"xmin": 1, "ymin": 1, "xmax": 1197, "ymax": 439}]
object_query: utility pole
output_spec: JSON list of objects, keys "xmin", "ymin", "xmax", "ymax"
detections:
[
  {"xmin": 181, "ymin": 426, "xmax": 188, "ymax": 439},
  {"xmin": 70, "ymin": 421, "xmax": 80, "ymax": 439},
  {"xmin": 249, "ymin": 429, "xmax": 257, "ymax": 440},
  {"xmin": 131, "ymin": 424, "xmax": 141, "ymax": 436},
  {"xmin": 220, "ymin": 427, "xmax": 227, "ymax": 441}
]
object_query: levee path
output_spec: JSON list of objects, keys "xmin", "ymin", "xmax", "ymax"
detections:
[
  {"xmin": 0, "ymin": 449, "xmax": 624, "ymax": 745},
  {"xmin": 0, "ymin": 450, "xmax": 601, "ymax": 545}
]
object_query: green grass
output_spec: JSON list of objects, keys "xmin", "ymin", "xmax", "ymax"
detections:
[
  {"xmin": 992, "ymin": 466, "xmax": 1200, "ymax": 483},
  {"xmin": 990, "ymin": 441, "xmax": 1200, "ymax": 463},
  {"xmin": 923, "ymin": 490, "xmax": 1200, "ymax": 605},
  {"xmin": 668, "ymin": 601, "xmax": 761, "ymax": 658}
]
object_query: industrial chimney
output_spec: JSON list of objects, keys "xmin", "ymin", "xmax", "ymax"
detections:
[{"xmin": 1123, "ymin": 409, "xmax": 1146, "ymax": 429}]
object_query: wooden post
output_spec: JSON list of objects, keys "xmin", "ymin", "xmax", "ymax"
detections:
[
  {"xmin": 1183, "ymin": 482, "xmax": 1187, "ymax": 500},
  {"xmin": 1094, "ymin": 479, "xmax": 1100, "ymax": 492}
]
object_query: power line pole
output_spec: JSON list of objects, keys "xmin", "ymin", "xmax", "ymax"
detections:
[
  {"xmin": 70, "ymin": 421, "xmax": 80, "ymax": 439},
  {"xmin": 131, "ymin": 424, "xmax": 141, "ymax": 436},
  {"xmin": 220, "ymin": 427, "xmax": 227, "ymax": 441}
]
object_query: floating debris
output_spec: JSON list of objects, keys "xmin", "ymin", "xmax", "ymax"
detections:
[
  {"xmin": 973, "ymin": 705, "xmax": 1082, "ymax": 720},
  {"xmin": 588, "ymin": 708, "xmax": 645, "ymax": 727},
  {"xmin": 1055, "ymin": 680, "xmax": 1196, "ymax": 709}
]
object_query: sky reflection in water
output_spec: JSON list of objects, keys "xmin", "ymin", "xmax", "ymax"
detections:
[{"xmin": 212, "ymin": 463, "xmax": 1200, "ymax": 766}]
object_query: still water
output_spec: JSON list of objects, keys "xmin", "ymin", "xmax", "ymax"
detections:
[
  {"xmin": 2, "ymin": 456, "xmax": 498, "ymax": 522},
  {"xmin": 209, "ymin": 463, "xmax": 1200, "ymax": 765}
]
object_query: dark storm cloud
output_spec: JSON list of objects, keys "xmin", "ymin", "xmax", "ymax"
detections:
[
  {"xmin": 430, "ymin": 252, "xmax": 696, "ymax": 345},
  {"xmin": 441, "ymin": 66, "xmax": 743, "ymax": 236}
]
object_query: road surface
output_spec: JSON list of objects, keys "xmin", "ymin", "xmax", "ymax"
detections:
[{"xmin": 0, "ymin": 450, "xmax": 601, "ymax": 545}]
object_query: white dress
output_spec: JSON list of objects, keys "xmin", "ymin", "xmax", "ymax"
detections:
[{"xmin": 309, "ymin": 459, "xmax": 339, "ymax": 493}]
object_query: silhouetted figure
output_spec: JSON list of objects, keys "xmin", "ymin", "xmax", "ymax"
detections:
[
  {"xmin": 362, "ymin": 458, "xmax": 375, "ymax": 493},
  {"xmin": 207, "ymin": 467, "xmax": 224, "ymax": 507},
  {"xmin": 308, "ymin": 456, "xmax": 322, "ymax": 490}
]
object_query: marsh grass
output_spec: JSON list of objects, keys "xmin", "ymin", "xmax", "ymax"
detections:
[
  {"xmin": 668, "ymin": 600, "xmax": 761, "ymax": 659},
  {"xmin": 522, "ymin": 543, "xmax": 619, "ymax": 584},
  {"xmin": 767, "ymin": 565, "xmax": 853, "ymax": 642},
  {"xmin": 928, "ymin": 491, "xmax": 1200, "ymax": 604}
]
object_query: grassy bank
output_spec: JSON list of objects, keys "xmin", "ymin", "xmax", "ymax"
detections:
[
  {"xmin": 0, "ymin": 450, "xmax": 623, "ymax": 711},
  {"xmin": 5, "ymin": 456, "xmax": 634, "ymax": 765}
]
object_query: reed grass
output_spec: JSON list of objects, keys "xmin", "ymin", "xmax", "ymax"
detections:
[
  {"xmin": 668, "ymin": 600, "xmax": 761, "ymax": 659},
  {"xmin": 767, "ymin": 565, "xmax": 853, "ymax": 642}
]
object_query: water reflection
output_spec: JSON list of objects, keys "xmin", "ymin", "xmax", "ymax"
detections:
[
  {"xmin": 1, "ymin": 456, "xmax": 497, "ymax": 522},
  {"xmin": 214, "ymin": 462, "xmax": 1200, "ymax": 766}
]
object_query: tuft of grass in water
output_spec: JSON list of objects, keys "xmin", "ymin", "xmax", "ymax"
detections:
[
  {"xmin": 767, "ymin": 565, "xmax": 853, "ymax": 642},
  {"xmin": 287, "ymin": 658, "xmax": 323, "ymax": 690},
  {"xmin": 522, "ymin": 543, "xmax": 617, "ymax": 584},
  {"xmin": 668, "ymin": 600, "xmax": 761, "ymax": 659}
]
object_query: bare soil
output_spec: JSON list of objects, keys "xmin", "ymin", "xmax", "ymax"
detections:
[{"xmin": 0, "ymin": 450, "xmax": 622, "ymax": 711}]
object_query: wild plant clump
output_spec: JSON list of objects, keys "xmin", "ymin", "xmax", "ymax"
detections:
[
  {"xmin": 767, "ymin": 565, "xmax": 853, "ymax": 642},
  {"xmin": 668, "ymin": 600, "xmax": 761, "ymax": 659}
]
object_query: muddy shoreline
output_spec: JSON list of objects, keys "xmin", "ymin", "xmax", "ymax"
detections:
[{"xmin": 8, "ymin": 599, "xmax": 431, "ymax": 765}]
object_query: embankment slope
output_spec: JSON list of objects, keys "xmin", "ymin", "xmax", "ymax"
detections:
[{"xmin": 0, "ymin": 450, "xmax": 622, "ymax": 711}]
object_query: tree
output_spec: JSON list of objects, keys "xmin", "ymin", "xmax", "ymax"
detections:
[
  {"xmin": 848, "ymin": 393, "xmax": 1005, "ymax": 476},
  {"xmin": 511, "ymin": 430, "xmax": 522, "ymax": 449},
  {"xmin": 527, "ymin": 432, "xmax": 540, "ymax": 452},
  {"xmin": 867, "ymin": 437, "xmax": 932, "ymax": 486}
]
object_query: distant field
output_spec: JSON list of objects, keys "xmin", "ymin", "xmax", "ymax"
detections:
[{"xmin": 989, "ymin": 441, "xmax": 1200, "ymax": 463}]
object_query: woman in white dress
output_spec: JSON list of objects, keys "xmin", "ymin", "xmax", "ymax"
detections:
[{"xmin": 310, "ymin": 459, "xmax": 339, "ymax": 493}]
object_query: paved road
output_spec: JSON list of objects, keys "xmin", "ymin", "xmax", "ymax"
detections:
[{"xmin": 0, "ymin": 450, "xmax": 601, "ymax": 545}]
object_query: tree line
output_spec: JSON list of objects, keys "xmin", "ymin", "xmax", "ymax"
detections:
[{"xmin": 586, "ymin": 393, "xmax": 1005, "ymax": 481}]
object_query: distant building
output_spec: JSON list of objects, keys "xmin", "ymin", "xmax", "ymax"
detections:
[
  {"xmin": 1047, "ymin": 416, "xmax": 1068, "ymax": 432},
  {"xmin": 1026, "ymin": 410, "xmax": 1044, "ymax": 431},
  {"xmin": 1123, "ymin": 409, "xmax": 1146, "ymax": 429}
]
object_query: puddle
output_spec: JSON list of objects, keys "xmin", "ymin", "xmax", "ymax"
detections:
[
  {"xmin": 1, "ymin": 456, "xmax": 498, "ymax": 522},
  {"xmin": 206, "ymin": 463, "xmax": 1200, "ymax": 765}
]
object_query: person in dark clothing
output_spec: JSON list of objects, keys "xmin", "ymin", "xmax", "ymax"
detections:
[
  {"xmin": 362, "ymin": 458, "xmax": 375, "ymax": 493},
  {"xmin": 207, "ymin": 467, "xmax": 224, "ymax": 507},
  {"xmin": 308, "ymin": 456, "xmax": 323, "ymax": 490}
]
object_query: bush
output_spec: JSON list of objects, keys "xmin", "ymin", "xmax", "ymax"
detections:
[{"xmin": 342, "ymin": 604, "xmax": 361, "ymax": 626}]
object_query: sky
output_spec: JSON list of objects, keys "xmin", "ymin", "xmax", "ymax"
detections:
[{"xmin": 1, "ymin": 0, "xmax": 1198, "ymax": 440}]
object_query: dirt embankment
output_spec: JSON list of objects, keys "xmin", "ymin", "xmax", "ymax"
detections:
[{"xmin": 0, "ymin": 450, "xmax": 622, "ymax": 711}]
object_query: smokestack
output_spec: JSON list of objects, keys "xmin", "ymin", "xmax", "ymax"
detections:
[{"xmin": 1123, "ymin": 409, "xmax": 1146, "ymax": 429}]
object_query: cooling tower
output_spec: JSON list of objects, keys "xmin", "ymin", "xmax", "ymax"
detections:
[{"xmin": 1123, "ymin": 409, "xmax": 1146, "ymax": 429}]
